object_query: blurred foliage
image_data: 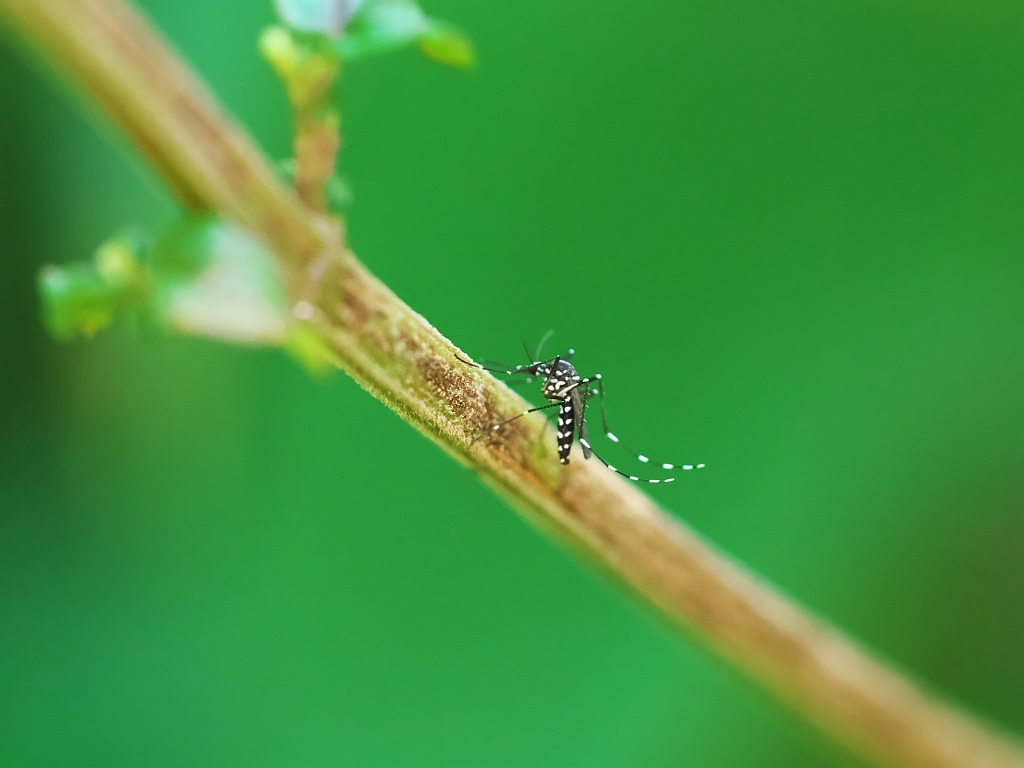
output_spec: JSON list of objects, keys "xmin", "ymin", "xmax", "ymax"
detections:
[
  {"xmin": 274, "ymin": 0, "xmax": 362, "ymax": 36},
  {"xmin": 40, "ymin": 216, "xmax": 287, "ymax": 345},
  {"xmin": 259, "ymin": 25, "xmax": 341, "ymax": 111},
  {"xmin": 39, "ymin": 0, "xmax": 472, "ymax": 349},
  {"xmin": 264, "ymin": 0, "xmax": 475, "ymax": 88},
  {"xmin": 39, "ymin": 229, "xmax": 151, "ymax": 340},
  {"xmin": 3, "ymin": 0, "xmax": 1024, "ymax": 766},
  {"xmin": 274, "ymin": 0, "xmax": 475, "ymax": 68},
  {"xmin": 337, "ymin": 0, "xmax": 475, "ymax": 68}
]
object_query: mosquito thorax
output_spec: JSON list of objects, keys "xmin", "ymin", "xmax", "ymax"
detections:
[{"xmin": 541, "ymin": 359, "xmax": 581, "ymax": 400}]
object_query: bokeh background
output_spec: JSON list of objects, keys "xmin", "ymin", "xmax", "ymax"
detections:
[{"xmin": 2, "ymin": 0, "xmax": 1023, "ymax": 765}]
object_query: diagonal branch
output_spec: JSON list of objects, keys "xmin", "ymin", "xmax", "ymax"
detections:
[{"xmin": 1, "ymin": 1, "xmax": 1021, "ymax": 766}]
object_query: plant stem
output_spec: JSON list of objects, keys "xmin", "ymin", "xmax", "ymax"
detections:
[
  {"xmin": 1, "ymin": 1, "xmax": 1021, "ymax": 766},
  {"xmin": 258, "ymin": 25, "xmax": 343, "ymax": 211}
]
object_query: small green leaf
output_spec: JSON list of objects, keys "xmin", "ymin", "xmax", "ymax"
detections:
[
  {"xmin": 38, "ymin": 231, "xmax": 150, "ymax": 340},
  {"xmin": 259, "ymin": 25, "xmax": 341, "ymax": 110},
  {"xmin": 153, "ymin": 216, "xmax": 288, "ymax": 345},
  {"xmin": 334, "ymin": 0, "xmax": 430, "ymax": 60},
  {"xmin": 40, "ymin": 264, "xmax": 119, "ymax": 340},
  {"xmin": 286, "ymin": 325, "xmax": 340, "ymax": 377},
  {"xmin": 151, "ymin": 214, "xmax": 219, "ymax": 277},
  {"xmin": 276, "ymin": 158, "xmax": 300, "ymax": 185},
  {"xmin": 324, "ymin": 174, "xmax": 353, "ymax": 212},
  {"xmin": 334, "ymin": 0, "xmax": 475, "ymax": 69},
  {"xmin": 39, "ymin": 217, "xmax": 289, "ymax": 346},
  {"xmin": 274, "ymin": 0, "xmax": 362, "ymax": 36},
  {"xmin": 419, "ymin": 21, "xmax": 475, "ymax": 69}
]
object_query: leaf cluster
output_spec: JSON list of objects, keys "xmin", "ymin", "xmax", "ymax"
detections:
[
  {"xmin": 275, "ymin": 0, "xmax": 475, "ymax": 69},
  {"xmin": 39, "ymin": 216, "xmax": 287, "ymax": 345},
  {"xmin": 36, "ymin": 0, "xmax": 475, "ymax": 351}
]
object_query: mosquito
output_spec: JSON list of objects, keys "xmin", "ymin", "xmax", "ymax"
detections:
[{"xmin": 457, "ymin": 345, "xmax": 705, "ymax": 484}]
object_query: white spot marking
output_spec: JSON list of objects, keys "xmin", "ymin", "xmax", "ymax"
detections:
[
  {"xmin": 629, "ymin": 476, "xmax": 639, "ymax": 481},
  {"xmin": 580, "ymin": 439, "xmax": 591, "ymax": 449},
  {"xmin": 683, "ymin": 465, "xmax": 693, "ymax": 470},
  {"xmin": 649, "ymin": 479, "xmax": 660, "ymax": 483},
  {"xmin": 665, "ymin": 478, "xmax": 675, "ymax": 483},
  {"xmin": 638, "ymin": 455, "xmax": 649, "ymax": 463},
  {"xmin": 607, "ymin": 432, "xmax": 619, "ymax": 443},
  {"xmin": 607, "ymin": 465, "xmax": 617, "ymax": 473},
  {"xmin": 662, "ymin": 463, "xmax": 674, "ymax": 469},
  {"xmin": 293, "ymin": 300, "xmax": 315, "ymax": 320},
  {"xmin": 697, "ymin": 463, "xmax": 706, "ymax": 468}
]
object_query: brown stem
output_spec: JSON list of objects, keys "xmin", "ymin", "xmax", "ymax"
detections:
[
  {"xmin": 1, "ymin": 1, "xmax": 1021, "ymax": 766},
  {"xmin": 257, "ymin": 25, "xmax": 342, "ymax": 211},
  {"xmin": 293, "ymin": 114, "xmax": 340, "ymax": 211}
]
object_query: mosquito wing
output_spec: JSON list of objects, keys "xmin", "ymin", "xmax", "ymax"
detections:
[{"xmin": 570, "ymin": 388, "xmax": 591, "ymax": 459}]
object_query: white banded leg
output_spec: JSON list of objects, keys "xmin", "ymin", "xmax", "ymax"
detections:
[
  {"xmin": 576, "ymin": 438, "xmax": 678, "ymax": 484},
  {"xmin": 587, "ymin": 377, "xmax": 706, "ymax": 473}
]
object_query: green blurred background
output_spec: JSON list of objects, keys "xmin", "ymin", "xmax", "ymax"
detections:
[{"xmin": 2, "ymin": 0, "xmax": 1023, "ymax": 765}]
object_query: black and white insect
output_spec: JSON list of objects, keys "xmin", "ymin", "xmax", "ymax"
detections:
[{"xmin": 458, "ymin": 346, "xmax": 705, "ymax": 484}]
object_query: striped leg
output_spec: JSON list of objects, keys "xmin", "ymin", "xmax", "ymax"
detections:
[
  {"xmin": 576, "ymin": 377, "xmax": 705, "ymax": 480},
  {"xmin": 577, "ymin": 438, "xmax": 679, "ymax": 483},
  {"xmin": 470, "ymin": 402, "xmax": 559, "ymax": 446}
]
